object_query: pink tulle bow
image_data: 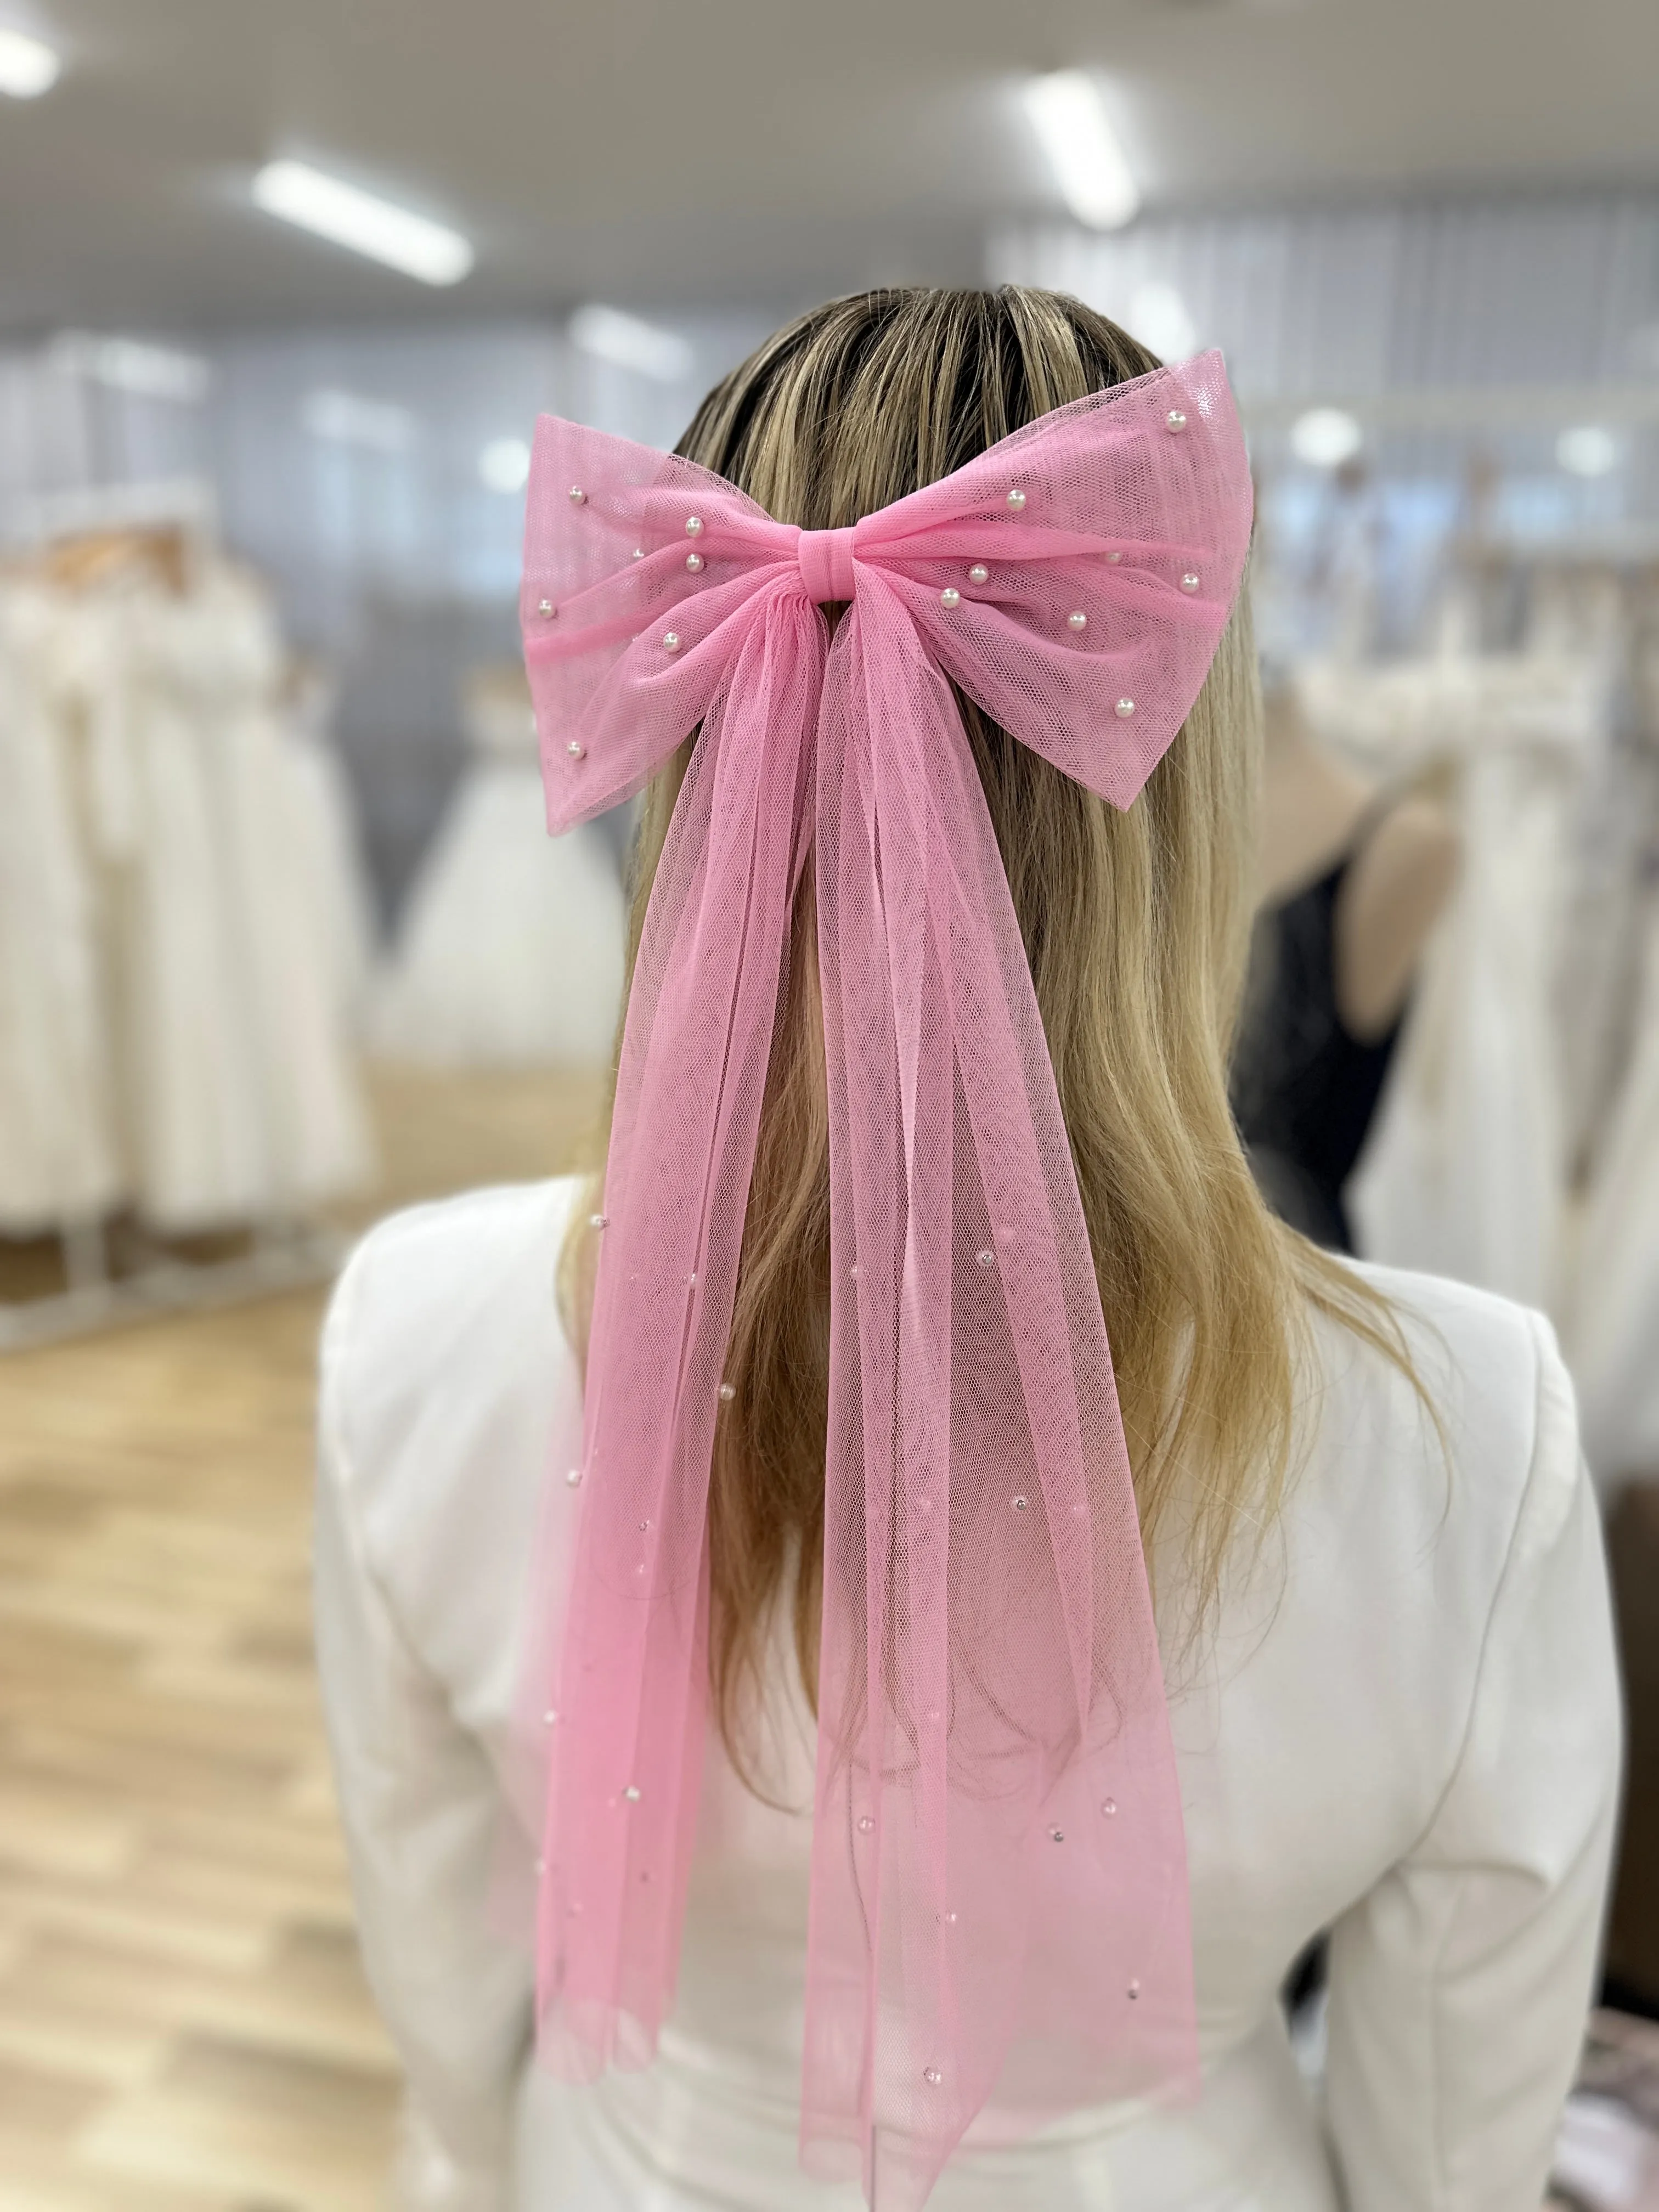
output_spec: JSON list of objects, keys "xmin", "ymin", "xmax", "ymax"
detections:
[{"xmin": 520, "ymin": 353, "xmax": 1253, "ymax": 2208}]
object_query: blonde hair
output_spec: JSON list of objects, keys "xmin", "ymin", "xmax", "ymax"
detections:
[{"xmin": 562, "ymin": 285, "xmax": 1415, "ymax": 1779}]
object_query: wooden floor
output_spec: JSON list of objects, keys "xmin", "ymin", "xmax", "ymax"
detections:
[{"xmin": 0, "ymin": 1067, "xmax": 602, "ymax": 2211}]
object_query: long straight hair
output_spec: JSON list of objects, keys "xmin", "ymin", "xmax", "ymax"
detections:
[{"xmin": 562, "ymin": 285, "xmax": 1417, "ymax": 1780}]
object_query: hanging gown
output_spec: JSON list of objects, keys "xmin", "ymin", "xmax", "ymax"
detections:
[
  {"xmin": 1231, "ymin": 801, "xmax": 1407, "ymax": 1252},
  {"xmin": 371, "ymin": 686, "xmax": 625, "ymax": 1069},
  {"xmin": 1348, "ymin": 732, "xmax": 1579, "ymax": 1311},
  {"xmin": 1568, "ymin": 859, "xmax": 1659, "ymax": 1495},
  {"xmin": 0, "ymin": 588, "xmax": 122, "ymax": 1231}
]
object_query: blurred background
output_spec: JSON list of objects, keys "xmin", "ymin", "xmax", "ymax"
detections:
[{"xmin": 2, "ymin": 3, "xmax": 1659, "ymax": 2207}]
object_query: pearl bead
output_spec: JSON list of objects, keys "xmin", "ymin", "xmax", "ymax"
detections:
[
  {"xmin": 975, "ymin": 1249, "xmax": 995, "ymax": 1268},
  {"xmin": 939, "ymin": 1909, "xmax": 958, "ymax": 1925},
  {"xmin": 537, "ymin": 597, "xmax": 556, "ymax": 618},
  {"xmin": 719, "ymin": 1382, "xmax": 736, "ymax": 1402},
  {"xmin": 543, "ymin": 1708, "xmax": 558, "ymax": 1725},
  {"xmin": 857, "ymin": 1815, "xmax": 874, "ymax": 1833},
  {"xmin": 1012, "ymin": 1494, "xmax": 1029, "ymax": 1513},
  {"xmin": 1115, "ymin": 697, "xmax": 1136, "ymax": 719},
  {"xmin": 1107, "ymin": 551, "xmax": 1122, "ymax": 564},
  {"xmin": 968, "ymin": 563, "xmax": 989, "ymax": 585},
  {"xmin": 590, "ymin": 1212, "xmax": 608, "ymax": 1228},
  {"xmin": 1127, "ymin": 1979, "xmax": 1141, "ymax": 2000},
  {"xmin": 686, "ymin": 1269, "xmax": 697, "ymax": 1286},
  {"xmin": 1102, "ymin": 1797, "xmax": 1118, "ymax": 1816},
  {"xmin": 1166, "ymin": 410, "xmax": 1187, "ymax": 434},
  {"xmin": 1006, "ymin": 488, "xmax": 1026, "ymax": 510},
  {"xmin": 1067, "ymin": 610, "xmax": 1087, "ymax": 633},
  {"xmin": 940, "ymin": 586, "xmax": 961, "ymax": 610},
  {"xmin": 568, "ymin": 486, "xmax": 586, "ymax": 504},
  {"xmin": 685, "ymin": 515, "xmax": 704, "ymax": 537},
  {"xmin": 1181, "ymin": 571, "xmax": 1200, "ymax": 593},
  {"xmin": 685, "ymin": 551, "xmax": 704, "ymax": 573},
  {"xmin": 662, "ymin": 631, "xmax": 682, "ymax": 653},
  {"xmin": 923, "ymin": 2066, "xmax": 943, "ymax": 2086},
  {"xmin": 631, "ymin": 547, "xmax": 644, "ymax": 560},
  {"xmin": 566, "ymin": 1468, "xmax": 583, "ymax": 1487},
  {"xmin": 566, "ymin": 741, "xmax": 585, "ymax": 758},
  {"xmin": 1049, "ymin": 1825, "xmax": 1065, "ymax": 1843},
  {"xmin": 624, "ymin": 1785, "xmax": 641, "ymax": 1802}
]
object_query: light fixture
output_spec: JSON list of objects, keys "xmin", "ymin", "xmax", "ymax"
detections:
[
  {"xmin": 568, "ymin": 304, "xmax": 695, "ymax": 384},
  {"xmin": 252, "ymin": 160, "xmax": 473, "ymax": 287},
  {"xmin": 1290, "ymin": 407, "xmax": 1364, "ymax": 469},
  {"xmin": 301, "ymin": 388, "xmax": 416, "ymax": 452},
  {"xmin": 0, "ymin": 25, "xmax": 60, "ymax": 98},
  {"xmin": 48, "ymin": 332, "xmax": 213, "ymax": 404},
  {"xmin": 1556, "ymin": 425, "xmax": 1618, "ymax": 478},
  {"xmin": 478, "ymin": 436, "xmax": 531, "ymax": 493},
  {"xmin": 1127, "ymin": 280, "xmax": 1196, "ymax": 362},
  {"xmin": 1022, "ymin": 70, "xmax": 1141, "ymax": 231}
]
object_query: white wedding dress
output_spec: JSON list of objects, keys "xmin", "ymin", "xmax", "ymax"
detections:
[{"xmin": 372, "ymin": 689, "xmax": 625, "ymax": 1069}]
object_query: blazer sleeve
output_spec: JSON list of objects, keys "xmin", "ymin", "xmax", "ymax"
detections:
[
  {"xmin": 313, "ymin": 1252, "xmax": 535, "ymax": 2212},
  {"xmin": 1323, "ymin": 1310, "xmax": 1624, "ymax": 2212}
]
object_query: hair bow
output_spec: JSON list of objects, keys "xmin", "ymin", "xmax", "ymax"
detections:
[{"xmin": 520, "ymin": 352, "xmax": 1252, "ymax": 2208}]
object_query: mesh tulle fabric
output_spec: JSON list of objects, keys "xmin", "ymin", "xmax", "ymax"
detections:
[{"xmin": 518, "ymin": 354, "xmax": 1254, "ymax": 2208}]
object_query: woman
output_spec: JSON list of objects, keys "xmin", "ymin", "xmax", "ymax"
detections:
[{"xmin": 315, "ymin": 288, "xmax": 1620, "ymax": 2211}]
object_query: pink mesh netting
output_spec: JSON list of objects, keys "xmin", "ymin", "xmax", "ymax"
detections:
[{"xmin": 518, "ymin": 353, "xmax": 1254, "ymax": 2208}]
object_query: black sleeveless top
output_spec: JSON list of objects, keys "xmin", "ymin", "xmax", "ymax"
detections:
[{"xmin": 1232, "ymin": 804, "xmax": 1406, "ymax": 1254}]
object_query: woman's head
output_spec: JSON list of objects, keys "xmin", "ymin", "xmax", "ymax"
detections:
[{"xmin": 568, "ymin": 285, "xmax": 1391, "ymax": 1775}]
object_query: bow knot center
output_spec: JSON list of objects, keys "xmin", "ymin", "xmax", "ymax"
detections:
[{"xmin": 796, "ymin": 526, "xmax": 857, "ymax": 605}]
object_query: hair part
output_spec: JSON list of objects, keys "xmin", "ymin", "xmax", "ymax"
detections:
[{"xmin": 561, "ymin": 284, "xmax": 1423, "ymax": 1792}]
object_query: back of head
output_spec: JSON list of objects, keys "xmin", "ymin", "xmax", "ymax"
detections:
[{"xmin": 568, "ymin": 284, "xmax": 1378, "ymax": 1771}]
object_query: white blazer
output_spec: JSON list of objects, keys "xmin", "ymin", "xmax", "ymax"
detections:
[{"xmin": 314, "ymin": 1177, "xmax": 1621, "ymax": 2212}]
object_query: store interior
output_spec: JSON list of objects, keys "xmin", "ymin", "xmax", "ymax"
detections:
[{"xmin": 2, "ymin": 3, "xmax": 1658, "ymax": 2207}]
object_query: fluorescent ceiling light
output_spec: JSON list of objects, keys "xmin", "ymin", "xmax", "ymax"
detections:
[
  {"xmin": 478, "ymin": 436, "xmax": 532, "ymax": 493},
  {"xmin": 1290, "ymin": 407, "xmax": 1364, "ymax": 469},
  {"xmin": 1556, "ymin": 424, "xmax": 1618, "ymax": 478},
  {"xmin": 302, "ymin": 387, "xmax": 416, "ymax": 452},
  {"xmin": 0, "ymin": 26, "xmax": 60, "ymax": 98},
  {"xmin": 1022, "ymin": 70, "xmax": 1140, "ymax": 231},
  {"xmin": 252, "ymin": 160, "xmax": 473, "ymax": 286},
  {"xmin": 1127, "ymin": 280, "xmax": 1195, "ymax": 363},
  {"xmin": 49, "ymin": 332, "xmax": 214, "ymax": 404},
  {"xmin": 569, "ymin": 304, "xmax": 695, "ymax": 383}
]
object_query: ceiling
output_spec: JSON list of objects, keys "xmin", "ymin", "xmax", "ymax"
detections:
[{"xmin": 1, "ymin": 0, "xmax": 1657, "ymax": 335}]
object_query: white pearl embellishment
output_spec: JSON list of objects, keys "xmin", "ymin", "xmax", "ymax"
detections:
[
  {"xmin": 1102, "ymin": 1797, "xmax": 1117, "ymax": 1816},
  {"xmin": 1128, "ymin": 1979, "xmax": 1141, "ymax": 2000},
  {"xmin": 968, "ymin": 563, "xmax": 989, "ymax": 585},
  {"xmin": 1068, "ymin": 610, "xmax": 1087, "ymax": 632},
  {"xmin": 1006, "ymin": 488, "xmax": 1026, "ymax": 510},
  {"xmin": 975, "ymin": 1249, "xmax": 995, "ymax": 1268},
  {"xmin": 631, "ymin": 547, "xmax": 644, "ymax": 560},
  {"xmin": 624, "ymin": 1785, "xmax": 641, "ymax": 1802},
  {"xmin": 719, "ymin": 1382, "xmax": 736, "ymax": 1402},
  {"xmin": 1107, "ymin": 550, "xmax": 1122, "ymax": 563},
  {"xmin": 566, "ymin": 741, "xmax": 585, "ymax": 758},
  {"xmin": 940, "ymin": 587, "xmax": 961, "ymax": 610},
  {"xmin": 923, "ymin": 2067, "xmax": 943, "ymax": 2086},
  {"xmin": 537, "ymin": 597, "xmax": 556, "ymax": 618},
  {"xmin": 566, "ymin": 1468, "xmax": 583, "ymax": 1487},
  {"xmin": 685, "ymin": 551, "xmax": 704, "ymax": 573},
  {"xmin": 857, "ymin": 1815, "xmax": 874, "ymax": 1833},
  {"xmin": 1166, "ymin": 410, "xmax": 1187, "ymax": 433},
  {"xmin": 590, "ymin": 1212, "xmax": 608, "ymax": 1228},
  {"xmin": 662, "ymin": 631, "xmax": 682, "ymax": 653},
  {"xmin": 1012, "ymin": 1493, "xmax": 1029, "ymax": 1512},
  {"xmin": 543, "ymin": 1708, "xmax": 557, "ymax": 1725},
  {"xmin": 1115, "ymin": 697, "xmax": 1136, "ymax": 719},
  {"xmin": 1181, "ymin": 571, "xmax": 1200, "ymax": 593},
  {"xmin": 568, "ymin": 484, "xmax": 586, "ymax": 503},
  {"xmin": 685, "ymin": 515, "xmax": 704, "ymax": 536},
  {"xmin": 1050, "ymin": 1826, "xmax": 1065, "ymax": 1843}
]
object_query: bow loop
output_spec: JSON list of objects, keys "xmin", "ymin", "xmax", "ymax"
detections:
[{"xmin": 518, "ymin": 353, "xmax": 1252, "ymax": 2210}]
